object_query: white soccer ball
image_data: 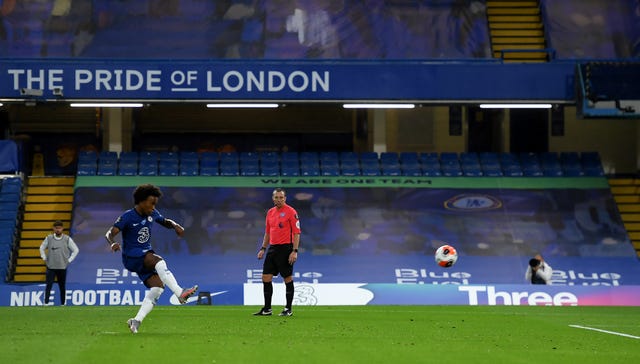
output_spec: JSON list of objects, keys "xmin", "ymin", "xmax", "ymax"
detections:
[{"xmin": 434, "ymin": 244, "xmax": 458, "ymax": 268}]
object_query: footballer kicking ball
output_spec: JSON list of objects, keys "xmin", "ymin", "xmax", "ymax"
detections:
[{"xmin": 434, "ymin": 244, "xmax": 458, "ymax": 268}]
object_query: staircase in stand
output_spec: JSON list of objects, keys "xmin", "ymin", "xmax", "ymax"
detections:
[
  {"xmin": 487, "ymin": 0, "xmax": 547, "ymax": 63},
  {"xmin": 13, "ymin": 176, "xmax": 75, "ymax": 283},
  {"xmin": 608, "ymin": 177, "xmax": 640, "ymax": 258}
]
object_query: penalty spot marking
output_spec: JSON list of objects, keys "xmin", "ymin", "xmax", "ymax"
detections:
[{"xmin": 569, "ymin": 325, "xmax": 640, "ymax": 339}]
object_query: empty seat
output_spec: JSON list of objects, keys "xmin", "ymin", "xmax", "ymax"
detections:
[
  {"xmin": 380, "ymin": 152, "xmax": 399, "ymax": 164},
  {"xmin": 281, "ymin": 164, "xmax": 300, "ymax": 176},
  {"xmin": 320, "ymin": 162, "xmax": 340, "ymax": 176},
  {"xmin": 260, "ymin": 152, "xmax": 279, "ymax": 165},
  {"xmin": 361, "ymin": 163, "xmax": 380, "ymax": 176},
  {"xmin": 118, "ymin": 162, "xmax": 138, "ymax": 176},
  {"xmin": 260, "ymin": 163, "xmax": 279, "ymax": 176},
  {"xmin": 300, "ymin": 163, "xmax": 320, "ymax": 176},
  {"xmin": 381, "ymin": 163, "xmax": 401, "ymax": 176},
  {"xmin": 482, "ymin": 166, "xmax": 503, "ymax": 177},
  {"xmin": 99, "ymin": 151, "xmax": 118, "ymax": 164},
  {"xmin": 0, "ymin": 210, "xmax": 17, "ymax": 222},
  {"xmin": 240, "ymin": 160, "xmax": 260, "ymax": 176},
  {"xmin": 462, "ymin": 164, "xmax": 483, "ymax": 177},
  {"xmin": 399, "ymin": 152, "xmax": 419, "ymax": 164},
  {"xmin": 138, "ymin": 161, "xmax": 158, "ymax": 176},
  {"xmin": 401, "ymin": 164, "xmax": 422, "ymax": 176},
  {"xmin": 78, "ymin": 150, "xmax": 98, "ymax": 165},
  {"xmin": 299, "ymin": 152, "xmax": 319, "ymax": 164},
  {"xmin": 97, "ymin": 160, "xmax": 117, "ymax": 176},
  {"xmin": 339, "ymin": 152, "xmax": 358, "ymax": 165},
  {"xmin": 359, "ymin": 152, "xmax": 379, "ymax": 165},
  {"xmin": 320, "ymin": 152, "xmax": 339, "ymax": 164},
  {"xmin": 219, "ymin": 161, "xmax": 239, "ymax": 176},
  {"xmin": 239, "ymin": 152, "xmax": 259, "ymax": 164},
  {"xmin": 442, "ymin": 161, "xmax": 462, "ymax": 177},
  {"xmin": 119, "ymin": 151, "xmax": 139, "ymax": 164},
  {"xmin": 0, "ymin": 193, "xmax": 20, "ymax": 203},
  {"xmin": 502, "ymin": 164, "xmax": 523, "ymax": 177},
  {"xmin": 179, "ymin": 160, "xmax": 199, "ymax": 176}
]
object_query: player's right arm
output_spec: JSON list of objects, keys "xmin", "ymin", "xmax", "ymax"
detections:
[{"xmin": 105, "ymin": 226, "xmax": 121, "ymax": 252}]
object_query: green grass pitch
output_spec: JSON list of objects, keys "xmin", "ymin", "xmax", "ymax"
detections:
[{"xmin": 1, "ymin": 305, "xmax": 639, "ymax": 363}]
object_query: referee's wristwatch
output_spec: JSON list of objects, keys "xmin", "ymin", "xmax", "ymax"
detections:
[{"xmin": 293, "ymin": 249, "xmax": 298, "ymax": 253}]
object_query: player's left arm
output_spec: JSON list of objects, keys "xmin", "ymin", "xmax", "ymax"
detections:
[
  {"xmin": 159, "ymin": 218, "xmax": 185, "ymax": 237},
  {"xmin": 67, "ymin": 237, "xmax": 80, "ymax": 263}
]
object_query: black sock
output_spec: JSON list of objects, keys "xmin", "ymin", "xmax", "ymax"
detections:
[
  {"xmin": 285, "ymin": 281, "xmax": 294, "ymax": 309},
  {"xmin": 263, "ymin": 281, "xmax": 273, "ymax": 309}
]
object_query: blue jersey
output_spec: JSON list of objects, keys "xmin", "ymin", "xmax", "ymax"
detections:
[{"xmin": 113, "ymin": 208, "xmax": 167, "ymax": 257}]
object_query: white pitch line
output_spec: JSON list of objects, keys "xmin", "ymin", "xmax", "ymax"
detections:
[{"xmin": 569, "ymin": 325, "xmax": 640, "ymax": 339}]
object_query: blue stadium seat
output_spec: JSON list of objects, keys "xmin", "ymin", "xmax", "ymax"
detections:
[
  {"xmin": 118, "ymin": 162, "xmax": 138, "ymax": 176},
  {"xmin": 138, "ymin": 161, "xmax": 158, "ymax": 176},
  {"xmin": 300, "ymin": 162, "xmax": 320, "ymax": 176},
  {"xmin": 320, "ymin": 162, "xmax": 340, "ymax": 176},
  {"xmin": 462, "ymin": 163, "xmax": 483, "ymax": 177},
  {"xmin": 200, "ymin": 152, "xmax": 218, "ymax": 166},
  {"xmin": 97, "ymin": 160, "xmax": 117, "ymax": 176},
  {"xmin": 299, "ymin": 152, "xmax": 319, "ymax": 165},
  {"xmin": 341, "ymin": 163, "xmax": 361, "ymax": 176},
  {"xmin": 339, "ymin": 151, "xmax": 358, "ymax": 165},
  {"xmin": 482, "ymin": 166, "xmax": 503, "ymax": 177},
  {"xmin": 240, "ymin": 160, "xmax": 260, "ymax": 176},
  {"xmin": 320, "ymin": 151, "xmax": 339, "ymax": 164},
  {"xmin": 380, "ymin": 152, "xmax": 399, "ymax": 165},
  {"xmin": 381, "ymin": 163, "xmax": 401, "ymax": 176},
  {"xmin": 179, "ymin": 160, "xmax": 199, "ymax": 176},
  {"xmin": 260, "ymin": 152, "xmax": 279, "ymax": 165},
  {"xmin": 239, "ymin": 152, "xmax": 259, "ymax": 164},
  {"xmin": 260, "ymin": 162, "xmax": 279, "ymax": 176},
  {"xmin": 281, "ymin": 164, "xmax": 300, "ymax": 176},
  {"xmin": 219, "ymin": 161, "xmax": 239, "ymax": 176},
  {"xmin": 99, "ymin": 151, "xmax": 118, "ymax": 164},
  {"xmin": 0, "ymin": 178, "xmax": 22, "ymax": 194},
  {"xmin": 401, "ymin": 164, "xmax": 422, "ymax": 176},
  {"xmin": 219, "ymin": 152, "xmax": 239, "ymax": 164},
  {"xmin": 0, "ymin": 210, "xmax": 17, "ymax": 222},
  {"xmin": 422, "ymin": 158, "xmax": 442, "ymax": 177},
  {"xmin": 78, "ymin": 150, "xmax": 98, "ymax": 164},
  {"xmin": 0, "ymin": 193, "xmax": 20, "ymax": 204},
  {"xmin": 77, "ymin": 161, "xmax": 96, "ymax": 176},
  {"xmin": 502, "ymin": 165, "xmax": 523, "ymax": 177},
  {"xmin": 119, "ymin": 151, "xmax": 139, "ymax": 164},
  {"xmin": 361, "ymin": 163, "xmax": 380, "ymax": 176},
  {"xmin": 200, "ymin": 163, "xmax": 219, "ymax": 176},
  {"xmin": 399, "ymin": 152, "xmax": 419, "ymax": 164},
  {"xmin": 139, "ymin": 151, "xmax": 158, "ymax": 164},
  {"xmin": 442, "ymin": 161, "xmax": 462, "ymax": 177},
  {"xmin": 359, "ymin": 152, "xmax": 379, "ymax": 165},
  {"xmin": 180, "ymin": 151, "xmax": 199, "ymax": 163}
]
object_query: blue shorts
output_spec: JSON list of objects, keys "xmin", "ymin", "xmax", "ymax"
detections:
[{"xmin": 122, "ymin": 253, "xmax": 156, "ymax": 286}]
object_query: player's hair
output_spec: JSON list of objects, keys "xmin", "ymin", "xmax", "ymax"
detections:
[
  {"xmin": 53, "ymin": 220, "xmax": 63, "ymax": 227},
  {"xmin": 529, "ymin": 258, "xmax": 541, "ymax": 268},
  {"xmin": 272, "ymin": 187, "xmax": 286, "ymax": 196},
  {"xmin": 133, "ymin": 184, "xmax": 163, "ymax": 204}
]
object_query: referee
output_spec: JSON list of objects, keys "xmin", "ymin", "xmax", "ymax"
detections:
[{"xmin": 254, "ymin": 188, "xmax": 301, "ymax": 317}]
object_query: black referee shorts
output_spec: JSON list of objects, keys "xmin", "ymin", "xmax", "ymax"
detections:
[{"xmin": 262, "ymin": 243, "xmax": 294, "ymax": 278}]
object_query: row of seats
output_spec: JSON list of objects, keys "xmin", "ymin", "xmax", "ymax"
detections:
[
  {"xmin": 76, "ymin": 151, "xmax": 605, "ymax": 177},
  {"xmin": 0, "ymin": 177, "xmax": 22, "ymax": 280}
]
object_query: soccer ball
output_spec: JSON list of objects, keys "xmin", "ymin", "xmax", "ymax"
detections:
[{"xmin": 434, "ymin": 244, "xmax": 458, "ymax": 268}]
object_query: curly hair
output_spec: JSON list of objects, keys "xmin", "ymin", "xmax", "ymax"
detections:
[{"xmin": 133, "ymin": 184, "xmax": 162, "ymax": 204}]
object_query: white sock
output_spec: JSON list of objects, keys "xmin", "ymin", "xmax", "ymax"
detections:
[
  {"xmin": 154, "ymin": 260, "xmax": 182, "ymax": 296},
  {"xmin": 135, "ymin": 287, "xmax": 164, "ymax": 322}
]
